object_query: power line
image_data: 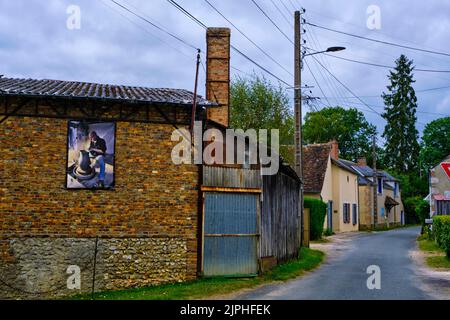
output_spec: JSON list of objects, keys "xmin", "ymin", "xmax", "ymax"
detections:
[
  {"xmin": 323, "ymin": 53, "xmax": 450, "ymax": 73},
  {"xmin": 304, "ymin": 24, "xmax": 350, "ymax": 108},
  {"xmin": 310, "ymin": 55, "xmax": 382, "ymax": 115},
  {"xmin": 250, "ymin": 0, "xmax": 294, "ymax": 45},
  {"xmin": 203, "ymin": 0, "xmax": 293, "ymax": 77},
  {"xmin": 319, "ymin": 84, "xmax": 450, "ymax": 99},
  {"xmin": 270, "ymin": 0, "xmax": 293, "ymax": 28},
  {"xmin": 307, "ymin": 22, "xmax": 450, "ymax": 58},
  {"xmin": 320, "ymin": 97, "xmax": 450, "ymax": 117},
  {"xmin": 304, "ymin": 60, "xmax": 332, "ymax": 107},
  {"xmin": 312, "ymin": 55, "xmax": 429, "ymax": 126},
  {"xmin": 166, "ymin": 0, "xmax": 292, "ymax": 86},
  {"xmin": 100, "ymin": 0, "xmax": 194, "ymax": 61},
  {"xmin": 109, "ymin": 0, "xmax": 199, "ymax": 50}
]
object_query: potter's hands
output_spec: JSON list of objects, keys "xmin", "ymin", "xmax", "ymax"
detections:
[{"xmin": 89, "ymin": 148, "xmax": 104, "ymax": 155}]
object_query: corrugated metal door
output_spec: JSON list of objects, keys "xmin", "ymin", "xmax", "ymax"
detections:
[{"xmin": 203, "ymin": 192, "xmax": 259, "ymax": 277}]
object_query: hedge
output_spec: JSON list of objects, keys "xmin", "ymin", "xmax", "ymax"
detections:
[
  {"xmin": 432, "ymin": 215, "xmax": 450, "ymax": 258},
  {"xmin": 304, "ymin": 197, "xmax": 327, "ymax": 240}
]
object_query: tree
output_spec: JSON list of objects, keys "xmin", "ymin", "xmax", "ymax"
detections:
[
  {"xmin": 420, "ymin": 117, "xmax": 450, "ymax": 170},
  {"xmin": 382, "ymin": 54, "xmax": 420, "ymax": 173},
  {"xmin": 302, "ymin": 106, "xmax": 377, "ymax": 162},
  {"xmin": 230, "ymin": 74, "xmax": 294, "ymax": 161}
]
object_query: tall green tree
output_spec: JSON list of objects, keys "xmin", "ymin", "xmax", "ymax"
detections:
[
  {"xmin": 302, "ymin": 106, "xmax": 377, "ymax": 162},
  {"xmin": 420, "ymin": 117, "xmax": 450, "ymax": 170},
  {"xmin": 230, "ymin": 74, "xmax": 294, "ymax": 161},
  {"xmin": 382, "ymin": 54, "xmax": 420, "ymax": 173}
]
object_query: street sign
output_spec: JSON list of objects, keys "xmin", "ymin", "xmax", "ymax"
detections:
[
  {"xmin": 425, "ymin": 219, "xmax": 433, "ymax": 224},
  {"xmin": 441, "ymin": 162, "xmax": 450, "ymax": 179}
]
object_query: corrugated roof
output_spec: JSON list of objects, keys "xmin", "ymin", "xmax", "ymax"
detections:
[{"xmin": 0, "ymin": 76, "xmax": 216, "ymax": 106}]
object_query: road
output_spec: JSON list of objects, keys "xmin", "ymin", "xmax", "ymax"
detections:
[{"xmin": 234, "ymin": 226, "xmax": 434, "ymax": 300}]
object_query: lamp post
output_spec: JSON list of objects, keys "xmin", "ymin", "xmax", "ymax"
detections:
[{"xmin": 295, "ymin": 10, "xmax": 345, "ymax": 247}]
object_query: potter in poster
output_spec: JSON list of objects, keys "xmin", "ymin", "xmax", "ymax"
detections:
[{"xmin": 66, "ymin": 121, "xmax": 115, "ymax": 189}]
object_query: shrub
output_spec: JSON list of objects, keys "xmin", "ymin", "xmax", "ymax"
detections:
[
  {"xmin": 304, "ymin": 197, "xmax": 327, "ymax": 241},
  {"xmin": 404, "ymin": 196, "xmax": 428, "ymax": 225},
  {"xmin": 432, "ymin": 216, "xmax": 450, "ymax": 258}
]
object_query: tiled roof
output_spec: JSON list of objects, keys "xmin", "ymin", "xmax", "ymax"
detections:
[
  {"xmin": 0, "ymin": 76, "xmax": 216, "ymax": 106},
  {"xmin": 302, "ymin": 143, "xmax": 331, "ymax": 193}
]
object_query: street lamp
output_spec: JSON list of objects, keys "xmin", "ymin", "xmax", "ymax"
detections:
[{"xmin": 304, "ymin": 46, "xmax": 346, "ymax": 57}]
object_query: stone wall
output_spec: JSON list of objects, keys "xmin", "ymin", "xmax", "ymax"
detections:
[
  {"xmin": 0, "ymin": 114, "xmax": 199, "ymax": 299},
  {"xmin": 0, "ymin": 237, "xmax": 188, "ymax": 299}
]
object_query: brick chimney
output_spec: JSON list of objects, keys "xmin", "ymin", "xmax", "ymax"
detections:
[
  {"xmin": 330, "ymin": 140, "xmax": 339, "ymax": 160},
  {"xmin": 357, "ymin": 157, "xmax": 367, "ymax": 167},
  {"xmin": 206, "ymin": 27, "xmax": 230, "ymax": 127}
]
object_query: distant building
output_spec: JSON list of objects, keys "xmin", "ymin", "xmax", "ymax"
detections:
[
  {"xmin": 303, "ymin": 141, "xmax": 359, "ymax": 233},
  {"xmin": 344, "ymin": 158, "xmax": 405, "ymax": 229},
  {"xmin": 429, "ymin": 153, "xmax": 450, "ymax": 216}
]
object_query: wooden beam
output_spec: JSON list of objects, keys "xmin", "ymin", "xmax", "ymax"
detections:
[{"xmin": 200, "ymin": 186, "xmax": 262, "ymax": 193}]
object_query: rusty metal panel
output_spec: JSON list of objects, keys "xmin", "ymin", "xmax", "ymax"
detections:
[
  {"xmin": 203, "ymin": 166, "xmax": 262, "ymax": 189},
  {"xmin": 203, "ymin": 192, "xmax": 259, "ymax": 276}
]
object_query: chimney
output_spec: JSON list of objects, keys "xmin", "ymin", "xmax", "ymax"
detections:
[
  {"xmin": 357, "ymin": 157, "xmax": 367, "ymax": 167},
  {"xmin": 330, "ymin": 140, "xmax": 339, "ymax": 159},
  {"xmin": 206, "ymin": 27, "xmax": 230, "ymax": 127}
]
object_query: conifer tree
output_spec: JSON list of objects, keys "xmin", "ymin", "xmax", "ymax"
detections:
[{"xmin": 382, "ymin": 54, "xmax": 420, "ymax": 173}]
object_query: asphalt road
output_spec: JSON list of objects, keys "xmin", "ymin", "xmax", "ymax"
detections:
[{"xmin": 234, "ymin": 226, "xmax": 432, "ymax": 300}]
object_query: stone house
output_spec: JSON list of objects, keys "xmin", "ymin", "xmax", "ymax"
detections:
[
  {"xmin": 343, "ymin": 158, "xmax": 405, "ymax": 229},
  {"xmin": 0, "ymin": 27, "xmax": 301, "ymax": 299},
  {"xmin": 429, "ymin": 153, "xmax": 450, "ymax": 216},
  {"xmin": 303, "ymin": 141, "xmax": 360, "ymax": 233}
]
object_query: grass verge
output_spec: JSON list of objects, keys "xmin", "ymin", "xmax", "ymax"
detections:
[
  {"xmin": 417, "ymin": 235, "xmax": 450, "ymax": 269},
  {"xmin": 70, "ymin": 247, "xmax": 324, "ymax": 300}
]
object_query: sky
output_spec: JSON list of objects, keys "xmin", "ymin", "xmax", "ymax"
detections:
[{"xmin": 1, "ymin": 0, "xmax": 450, "ymax": 142}]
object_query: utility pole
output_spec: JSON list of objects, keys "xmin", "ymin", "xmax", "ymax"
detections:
[
  {"xmin": 294, "ymin": 11, "xmax": 304, "ymax": 247},
  {"xmin": 372, "ymin": 134, "xmax": 378, "ymax": 228}
]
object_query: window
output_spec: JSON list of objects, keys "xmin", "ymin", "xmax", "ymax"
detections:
[
  {"xmin": 343, "ymin": 203, "xmax": 351, "ymax": 223},
  {"xmin": 377, "ymin": 177, "xmax": 383, "ymax": 194},
  {"xmin": 436, "ymin": 201, "xmax": 450, "ymax": 215},
  {"xmin": 352, "ymin": 203, "xmax": 358, "ymax": 225}
]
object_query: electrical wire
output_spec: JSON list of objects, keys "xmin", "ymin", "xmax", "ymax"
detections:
[
  {"xmin": 250, "ymin": 0, "xmax": 294, "ymax": 45},
  {"xmin": 323, "ymin": 53, "xmax": 450, "ymax": 73},
  {"xmin": 166, "ymin": 0, "xmax": 292, "ymax": 87},
  {"xmin": 203, "ymin": 0, "xmax": 293, "ymax": 77},
  {"xmin": 307, "ymin": 22, "xmax": 450, "ymax": 58},
  {"xmin": 109, "ymin": 0, "xmax": 199, "ymax": 50}
]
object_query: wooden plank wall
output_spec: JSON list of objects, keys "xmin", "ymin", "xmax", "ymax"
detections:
[{"xmin": 261, "ymin": 171, "xmax": 301, "ymax": 263}]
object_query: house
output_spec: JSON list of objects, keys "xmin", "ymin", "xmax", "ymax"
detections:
[
  {"xmin": 429, "ymin": 153, "xmax": 450, "ymax": 215},
  {"xmin": 303, "ymin": 141, "xmax": 359, "ymax": 233},
  {"xmin": 0, "ymin": 28, "xmax": 301, "ymax": 299},
  {"xmin": 344, "ymin": 158, "xmax": 405, "ymax": 229}
]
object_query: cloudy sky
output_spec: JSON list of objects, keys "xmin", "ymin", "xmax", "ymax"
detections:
[{"xmin": 1, "ymin": 0, "xmax": 450, "ymax": 141}]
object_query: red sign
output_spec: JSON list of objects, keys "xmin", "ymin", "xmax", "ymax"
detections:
[{"xmin": 442, "ymin": 162, "xmax": 450, "ymax": 179}]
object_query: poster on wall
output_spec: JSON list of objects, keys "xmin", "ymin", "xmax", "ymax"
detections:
[{"xmin": 66, "ymin": 121, "xmax": 116, "ymax": 189}]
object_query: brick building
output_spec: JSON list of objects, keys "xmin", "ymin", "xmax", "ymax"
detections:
[{"xmin": 0, "ymin": 28, "xmax": 301, "ymax": 299}]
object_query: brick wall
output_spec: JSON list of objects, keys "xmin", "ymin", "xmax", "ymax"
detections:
[
  {"xmin": 206, "ymin": 27, "xmax": 230, "ymax": 127},
  {"xmin": 0, "ymin": 113, "xmax": 199, "ymax": 298}
]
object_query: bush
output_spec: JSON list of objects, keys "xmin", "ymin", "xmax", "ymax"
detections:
[
  {"xmin": 432, "ymin": 216, "xmax": 450, "ymax": 258},
  {"xmin": 304, "ymin": 197, "xmax": 327, "ymax": 241},
  {"xmin": 404, "ymin": 196, "xmax": 428, "ymax": 225}
]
